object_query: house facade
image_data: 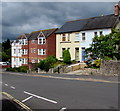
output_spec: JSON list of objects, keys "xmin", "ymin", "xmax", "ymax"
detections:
[
  {"xmin": 56, "ymin": 3, "xmax": 120, "ymax": 62},
  {"xmin": 28, "ymin": 28, "xmax": 58, "ymax": 64},
  {"xmin": 11, "ymin": 28, "xmax": 58, "ymax": 68},
  {"xmin": 11, "ymin": 34, "xmax": 29, "ymax": 68}
]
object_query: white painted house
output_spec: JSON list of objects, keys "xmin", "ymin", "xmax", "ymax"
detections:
[
  {"xmin": 11, "ymin": 40, "xmax": 22, "ymax": 68},
  {"xmin": 11, "ymin": 34, "xmax": 29, "ymax": 68},
  {"xmin": 56, "ymin": 3, "xmax": 120, "ymax": 62}
]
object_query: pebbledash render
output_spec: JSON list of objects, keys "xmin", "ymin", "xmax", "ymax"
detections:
[
  {"xmin": 55, "ymin": 3, "xmax": 120, "ymax": 62},
  {"xmin": 11, "ymin": 28, "xmax": 58, "ymax": 68}
]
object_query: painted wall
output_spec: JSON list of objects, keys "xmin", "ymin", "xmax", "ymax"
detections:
[
  {"xmin": 80, "ymin": 28, "xmax": 112, "ymax": 61},
  {"xmin": 56, "ymin": 32, "xmax": 80, "ymax": 61},
  {"xmin": 11, "ymin": 41, "xmax": 22, "ymax": 67}
]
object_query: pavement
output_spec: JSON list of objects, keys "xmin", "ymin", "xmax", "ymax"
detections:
[
  {"xmin": 1, "ymin": 71, "xmax": 119, "ymax": 110},
  {"xmin": 2, "ymin": 71, "xmax": 119, "ymax": 84},
  {"xmin": 1, "ymin": 92, "xmax": 30, "ymax": 111}
]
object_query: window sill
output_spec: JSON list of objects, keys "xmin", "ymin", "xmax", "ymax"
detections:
[
  {"xmin": 74, "ymin": 41, "xmax": 79, "ymax": 43},
  {"xmin": 60, "ymin": 41, "xmax": 71, "ymax": 43}
]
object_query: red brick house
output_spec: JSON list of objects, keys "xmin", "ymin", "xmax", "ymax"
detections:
[
  {"xmin": 11, "ymin": 28, "xmax": 58, "ymax": 68},
  {"xmin": 28, "ymin": 28, "xmax": 58, "ymax": 64}
]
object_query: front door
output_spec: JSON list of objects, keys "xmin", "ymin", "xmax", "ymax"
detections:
[
  {"xmin": 75, "ymin": 48, "xmax": 79, "ymax": 61},
  {"xmin": 82, "ymin": 47, "xmax": 85, "ymax": 61}
]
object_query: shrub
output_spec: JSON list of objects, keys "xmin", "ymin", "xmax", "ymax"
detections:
[
  {"xmin": 19, "ymin": 66, "xmax": 28, "ymax": 73},
  {"xmin": 6, "ymin": 67, "xmax": 13, "ymax": 71},
  {"xmin": 38, "ymin": 56, "xmax": 58, "ymax": 72},
  {"xmin": 63, "ymin": 49, "xmax": 71, "ymax": 64},
  {"xmin": 93, "ymin": 59, "xmax": 101, "ymax": 68},
  {"xmin": 38, "ymin": 60, "xmax": 45, "ymax": 70}
]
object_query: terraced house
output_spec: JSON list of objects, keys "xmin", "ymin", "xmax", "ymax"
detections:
[
  {"xmin": 56, "ymin": 3, "xmax": 120, "ymax": 62},
  {"xmin": 11, "ymin": 28, "xmax": 58, "ymax": 68}
]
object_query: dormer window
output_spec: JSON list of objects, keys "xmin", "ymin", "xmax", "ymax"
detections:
[
  {"xmin": 22, "ymin": 39, "xmax": 28, "ymax": 45},
  {"xmin": 25, "ymin": 39, "xmax": 28, "ymax": 45},
  {"xmin": 38, "ymin": 37, "xmax": 46, "ymax": 44}
]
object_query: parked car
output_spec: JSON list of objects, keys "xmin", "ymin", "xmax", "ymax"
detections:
[{"xmin": 0, "ymin": 62, "xmax": 8, "ymax": 66}]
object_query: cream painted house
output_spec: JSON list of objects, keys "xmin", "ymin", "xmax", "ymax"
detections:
[
  {"xmin": 56, "ymin": 3, "xmax": 120, "ymax": 62},
  {"xmin": 56, "ymin": 32, "xmax": 81, "ymax": 61}
]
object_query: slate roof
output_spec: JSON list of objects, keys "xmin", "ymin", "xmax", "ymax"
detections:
[
  {"xmin": 17, "ymin": 33, "xmax": 29, "ymax": 40},
  {"xmin": 56, "ymin": 14, "xmax": 119, "ymax": 34},
  {"xmin": 28, "ymin": 28, "xmax": 58, "ymax": 40}
]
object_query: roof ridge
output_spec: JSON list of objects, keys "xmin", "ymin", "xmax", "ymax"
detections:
[
  {"xmin": 66, "ymin": 14, "xmax": 114, "ymax": 23},
  {"xmin": 31, "ymin": 28, "xmax": 58, "ymax": 34}
]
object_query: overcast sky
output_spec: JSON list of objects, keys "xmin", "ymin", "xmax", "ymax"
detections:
[{"xmin": 1, "ymin": 2, "xmax": 115, "ymax": 41}]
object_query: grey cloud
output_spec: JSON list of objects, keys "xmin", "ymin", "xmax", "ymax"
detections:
[{"xmin": 2, "ymin": 2, "xmax": 115, "ymax": 41}]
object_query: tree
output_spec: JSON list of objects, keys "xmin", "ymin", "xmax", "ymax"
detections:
[
  {"xmin": 2, "ymin": 39, "xmax": 11, "ymax": 62},
  {"xmin": 85, "ymin": 29, "xmax": 120, "ymax": 60},
  {"xmin": 63, "ymin": 49, "xmax": 71, "ymax": 64}
]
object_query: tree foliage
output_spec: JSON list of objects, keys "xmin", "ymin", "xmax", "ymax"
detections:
[
  {"xmin": 85, "ymin": 29, "xmax": 120, "ymax": 60},
  {"xmin": 62, "ymin": 49, "xmax": 71, "ymax": 64},
  {"xmin": 2, "ymin": 39, "xmax": 11, "ymax": 62}
]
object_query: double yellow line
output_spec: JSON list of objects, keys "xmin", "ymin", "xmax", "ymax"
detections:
[{"xmin": 2, "ymin": 92, "xmax": 32, "ymax": 111}]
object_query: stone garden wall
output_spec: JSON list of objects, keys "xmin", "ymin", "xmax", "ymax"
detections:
[{"xmin": 100, "ymin": 60, "xmax": 120, "ymax": 76}]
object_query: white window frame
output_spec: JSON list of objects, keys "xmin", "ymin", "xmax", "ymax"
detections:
[
  {"xmin": 75, "ymin": 33, "xmax": 79, "ymax": 41},
  {"xmin": 82, "ymin": 33, "xmax": 86, "ymax": 41},
  {"xmin": 38, "ymin": 37, "xmax": 46, "ymax": 44},
  {"xmin": 22, "ymin": 58, "xmax": 24, "ymax": 64},
  {"xmin": 25, "ymin": 49, "xmax": 28, "ymax": 55},
  {"xmin": 25, "ymin": 39, "xmax": 28, "ymax": 45},
  {"xmin": 31, "ymin": 59, "xmax": 35, "ymax": 63},
  {"xmin": 62, "ymin": 33, "xmax": 66, "ymax": 41},
  {"xmin": 14, "ymin": 49, "xmax": 16, "ymax": 54},
  {"xmin": 68, "ymin": 33, "xmax": 70, "ymax": 41},
  {"xmin": 25, "ymin": 58, "xmax": 28, "ymax": 64},
  {"xmin": 43, "ymin": 49, "xmax": 46, "ymax": 55},
  {"xmin": 38, "ymin": 49, "xmax": 46, "ymax": 55}
]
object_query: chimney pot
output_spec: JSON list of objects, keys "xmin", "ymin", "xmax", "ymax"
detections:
[{"xmin": 114, "ymin": 3, "xmax": 119, "ymax": 15}]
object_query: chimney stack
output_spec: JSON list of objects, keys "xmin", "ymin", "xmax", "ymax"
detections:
[{"xmin": 114, "ymin": 3, "xmax": 120, "ymax": 15}]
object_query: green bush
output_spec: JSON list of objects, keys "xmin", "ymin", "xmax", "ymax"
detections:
[
  {"xmin": 38, "ymin": 60, "xmax": 45, "ymax": 70},
  {"xmin": 6, "ymin": 66, "xmax": 28, "ymax": 73},
  {"xmin": 63, "ymin": 49, "xmax": 71, "ymax": 64},
  {"xmin": 38, "ymin": 56, "xmax": 58, "ymax": 72},
  {"xmin": 19, "ymin": 66, "xmax": 28, "ymax": 73},
  {"xmin": 6, "ymin": 67, "xmax": 13, "ymax": 71}
]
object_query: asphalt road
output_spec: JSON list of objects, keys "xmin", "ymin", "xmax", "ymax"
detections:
[{"xmin": 1, "ymin": 72, "xmax": 119, "ymax": 110}]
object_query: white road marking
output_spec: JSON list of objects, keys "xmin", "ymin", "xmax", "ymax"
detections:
[
  {"xmin": 0, "ymin": 82, "xmax": 2, "ymax": 84},
  {"xmin": 22, "ymin": 96, "xmax": 33, "ymax": 103},
  {"xmin": 24, "ymin": 91, "xmax": 57, "ymax": 104},
  {"xmin": 59, "ymin": 107, "xmax": 67, "ymax": 111},
  {"xmin": 5, "ymin": 84, "xmax": 8, "ymax": 86},
  {"xmin": 10, "ymin": 86, "xmax": 15, "ymax": 89}
]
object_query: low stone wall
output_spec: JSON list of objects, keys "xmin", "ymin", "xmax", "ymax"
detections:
[
  {"xmin": 100, "ymin": 60, "xmax": 120, "ymax": 76},
  {"xmin": 57, "ymin": 63, "xmax": 87, "ymax": 73}
]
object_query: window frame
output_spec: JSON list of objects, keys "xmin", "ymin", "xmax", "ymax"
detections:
[{"xmin": 75, "ymin": 33, "xmax": 80, "ymax": 41}]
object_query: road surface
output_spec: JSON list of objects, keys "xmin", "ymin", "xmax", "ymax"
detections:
[{"xmin": 1, "ymin": 72, "xmax": 119, "ymax": 110}]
